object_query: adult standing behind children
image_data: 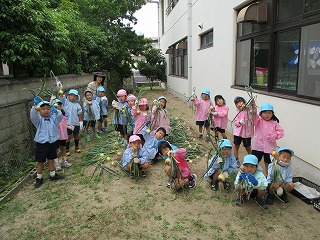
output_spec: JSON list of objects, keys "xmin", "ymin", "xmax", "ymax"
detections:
[
  {"xmin": 190, "ymin": 89, "xmax": 214, "ymax": 142},
  {"xmin": 30, "ymin": 99, "xmax": 64, "ymax": 188},
  {"xmin": 87, "ymin": 72, "xmax": 106, "ymax": 97}
]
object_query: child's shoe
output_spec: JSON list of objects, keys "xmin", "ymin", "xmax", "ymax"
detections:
[
  {"xmin": 54, "ymin": 158, "xmax": 61, "ymax": 171},
  {"xmin": 87, "ymin": 129, "xmax": 91, "ymax": 135},
  {"xmin": 266, "ymin": 193, "xmax": 275, "ymax": 205},
  {"xmin": 235, "ymin": 197, "xmax": 244, "ymax": 206},
  {"xmin": 236, "ymin": 158, "xmax": 241, "ymax": 168},
  {"xmin": 141, "ymin": 170, "xmax": 147, "ymax": 178},
  {"xmin": 61, "ymin": 160, "xmax": 72, "ymax": 168},
  {"xmin": 198, "ymin": 133, "xmax": 203, "ymax": 139},
  {"xmin": 223, "ymin": 181, "xmax": 231, "ymax": 190},
  {"xmin": 75, "ymin": 147, "xmax": 81, "ymax": 153},
  {"xmin": 279, "ymin": 191, "xmax": 289, "ymax": 203},
  {"xmin": 188, "ymin": 174, "xmax": 197, "ymax": 189},
  {"xmin": 211, "ymin": 179, "xmax": 217, "ymax": 191},
  {"xmin": 101, "ymin": 127, "xmax": 106, "ymax": 132},
  {"xmin": 255, "ymin": 197, "xmax": 268, "ymax": 209},
  {"xmin": 94, "ymin": 134, "xmax": 101, "ymax": 139},
  {"xmin": 205, "ymin": 135, "xmax": 210, "ymax": 142},
  {"xmin": 97, "ymin": 130, "xmax": 103, "ymax": 134},
  {"xmin": 85, "ymin": 135, "xmax": 90, "ymax": 142},
  {"xmin": 66, "ymin": 150, "xmax": 71, "ymax": 156},
  {"xmin": 50, "ymin": 173, "xmax": 65, "ymax": 181},
  {"xmin": 34, "ymin": 178, "xmax": 44, "ymax": 188},
  {"xmin": 167, "ymin": 179, "xmax": 173, "ymax": 188}
]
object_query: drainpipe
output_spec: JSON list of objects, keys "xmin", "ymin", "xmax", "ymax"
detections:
[{"xmin": 187, "ymin": 0, "xmax": 192, "ymax": 96}]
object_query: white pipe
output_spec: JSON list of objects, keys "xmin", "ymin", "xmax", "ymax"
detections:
[{"xmin": 187, "ymin": 0, "xmax": 192, "ymax": 96}]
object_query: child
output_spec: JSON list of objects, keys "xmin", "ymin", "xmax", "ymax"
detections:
[
  {"xmin": 122, "ymin": 135, "xmax": 149, "ymax": 177},
  {"xmin": 233, "ymin": 96, "xmax": 254, "ymax": 168},
  {"xmin": 252, "ymin": 103, "xmax": 285, "ymax": 175},
  {"xmin": 51, "ymin": 99, "xmax": 72, "ymax": 170},
  {"xmin": 211, "ymin": 95, "xmax": 229, "ymax": 140},
  {"xmin": 266, "ymin": 147, "xmax": 295, "ymax": 204},
  {"xmin": 126, "ymin": 94, "xmax": 137, "ymax": 138},
  {"xmin": 131, "ymin": 98, "xmax": 150, "ymax": 145},
  {"xmin": 83, "ymin": 90, "xmax": 101, "ymax": 142},
  {"xmin": 158, "ymin": 141, "xmax": 197, "ymax": 190},
  {"xmin": 112, "ymin": 89, "xmax": 130, "ymax": 146},
  {"xmin": 191, "ymin": 89, "xmax": 214, "ymax": 141},
  {"xmin": 96, "ymin": 86, "xmax": 108, "ymax": 133},
  {"xmin": 59, "ymin": 89, "xmax": 83, "ymax": 155},
  {"xmin": 151, "ymin": 96, "xmax": 170, "ymax": 134},
  {"xmin": 143, "ymin": 126, "xmax": 167, "ymax": 163},
  {"xmin": 234, "ymin": 154, "xmax": 268, "ymax": 209},
  {"xmin": 30, "ymin": 99, "xmax": 64, "ymax": 188},
  {"xmin": 204, "ymin": 139, "xmax": 237, "ymax": 191}
]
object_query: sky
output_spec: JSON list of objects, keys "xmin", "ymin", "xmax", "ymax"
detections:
[{"xmin": 132, "ymin": 2, "xmax": 159, "ymax": 38}]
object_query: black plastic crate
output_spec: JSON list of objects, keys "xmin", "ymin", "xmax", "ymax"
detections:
[{"xmin": 291, "ymin": 177, "xmax": 320, "ymax": 204}]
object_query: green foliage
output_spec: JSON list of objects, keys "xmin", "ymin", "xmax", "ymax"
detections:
[
  {"xmin": 137, "ymin": 47, "xmax": 167, "ymax": 89},
  {"xmin": 0, "ymin": 0, "xmax": 150, "ymax": 81}
]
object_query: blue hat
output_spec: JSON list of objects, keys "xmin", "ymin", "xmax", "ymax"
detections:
[
  {"xmin": 243, "ymin": 154, "xmax": 258, "ymax": 165},
  {"xmin": 202, "ymin": 89, "xmax": 210, "ymax": 96},
  {"xmin": 260, "ymin": 103, "xmax": 274, "ymax": 112},
  {"xmin": 219, "ymin": 139, "xmax": 232, "ymax": 148},
  {"xmin": 68, "ymin": 89, "xmax": 79, "ymax": 96},
  {"xmin": 158, "ymin": 96, "xmax": 167, "ymax": 101},
  {"xmin": 84, "ymin": 89, "xmax": 92, "ymax": 95},
  {"xmin": 97, "ymin": 86, "xmax": 105, "ymax": 92},
  {"xmin": 277, "ymin": 147, "xmax": 294, "ymax": 156},
  {"xmin": 37, "ymin": 101, "xmax": 50, "ymax": 107},
  {"xmin": 51, "ymin": 99, "xmax": 62, "ymax": 106}
]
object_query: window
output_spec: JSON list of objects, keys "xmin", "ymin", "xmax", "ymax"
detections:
[
  {"xmin": 168, "ymin": 40, "xmax": 188, "ymax": 77},
  {"xmin": 166, "ymin": 0, "xmax": 179, "ymax": 15},
  {"xmin": 235, "ymin": 40, "xmax": 251, "ymax": 86},
  {"xmin": 200, "ymin": 29, "xmax": 213, "ymax": 49},
  {"xmin": 298, "ymin": 22, "xmax": 320, "ymax": 98},
  {"xmin": 274, "ymin": 29, "xmax": 300, "ymax": 91},
  {"xmin": 235, "ymin": 0, "xmax": 320, "ymax": 102}
]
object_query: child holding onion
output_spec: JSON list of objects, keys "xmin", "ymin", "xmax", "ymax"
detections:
[
  {"xmin": 251, "ymin": 103, "xmax": 285, "ymax": 175},
  {"xmin": 211, "ymin": 95, "xmax": 229, "ymax": 140},
  {"xmin": 143, "ymin": 126, "xmax": 167, "ymax": 163},
  {"xmin": 190, "ymin": 89, "xmax": 214, "ymax": 141},
  {"xmin": 122, "ymin": 135, "xmax": 149, "ymax": 177},
  {"xmin": 126, "ymin": 94, "xmax": 137, "ymax": 138},
  {"xmin": 233, "ymin": 96, "xmax": 255, "ymax": 168},
  {"xmin": 204, "ymin": 139, "xmax": 237, "ymax": 191},
  {"xmin": 150, "ymin": 96, "xmax": 170, "ymax": 134},
  {"xmin": 158, "ymin": 141, "xmax": 197, "ymax": 190},
  {"xmin": 234, "ymin": 154, "xmax": 268, "ymax": 209},
  {"xmin": 131, "ymin": 98, "xmax": 150, "ymax": 145},
  {"xmin": 112, "ymin": 89, "xmax": 130, "ymax": 146},
  {"xmin": 266, "ymin": 147, "xmax": 294, "ymax": 204}
]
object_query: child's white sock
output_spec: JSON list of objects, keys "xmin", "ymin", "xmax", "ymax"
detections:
[
  {"xmin": 37, "ymin": 173, "xmax": 43, "ymax": 179},
  {"xmin": 50, "ymin": 171, "xmax": 56, "ymax": 177}
]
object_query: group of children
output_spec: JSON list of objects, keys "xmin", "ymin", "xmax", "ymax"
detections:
[
  {"xmin": 30, "ymin": 73, "xmax": 109, "ymax": 188},
  {"xmin": 30, "ymin": 83, "xmax": 295, "ymax": 210},
  {"xmin": 192, "ymin": 89, "xmax": 293, "ymax": 209}
]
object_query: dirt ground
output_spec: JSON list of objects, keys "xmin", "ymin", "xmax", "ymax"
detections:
[{"xmin": 0, "ymin": 89, "xmax": 319, "ymax": 240}]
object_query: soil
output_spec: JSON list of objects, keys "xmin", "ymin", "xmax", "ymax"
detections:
[{"xmin": 0, "ymin": 89, "xmax": 319, "ymax": 240}]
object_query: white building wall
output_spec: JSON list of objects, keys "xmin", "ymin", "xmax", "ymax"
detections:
[{"xmin": 160, "ymin": 0, "xmax": 320, "ymax": 184}]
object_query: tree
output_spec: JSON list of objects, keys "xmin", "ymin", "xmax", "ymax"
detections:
[{"xmin": 137, "ymin": 47, "xmax": 167, "ymax": 89}]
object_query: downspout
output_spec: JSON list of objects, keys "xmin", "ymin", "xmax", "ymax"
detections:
[{"xmin": 187, "ymin": 0, "xmax": 192, "ymax": 97}]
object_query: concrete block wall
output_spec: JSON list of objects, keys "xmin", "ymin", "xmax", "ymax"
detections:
[{"xmin": 0, "ymin": 74, "xmax": 91, "ymax": 171}]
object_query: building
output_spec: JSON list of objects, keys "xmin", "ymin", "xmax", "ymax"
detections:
[{"xmin": 158, "ymin": 0, "xmax": 320, "ymax": 184}]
